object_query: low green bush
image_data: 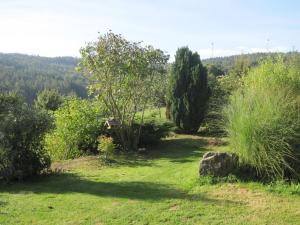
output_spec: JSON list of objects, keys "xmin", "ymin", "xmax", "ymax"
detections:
[
  {"xmin": 225, "ymin": 56, "xmax": 300, "ymax": 179},
  {"xmin": 98, "ymin": 135, "xmax": 116, "ymax": 159},
  {"xmin": 45, "ymin": 98, "xmax": 106, "ymax": 160},
  {"xmin": 136, "ymin": 111, "xmax": 172, "ymax": 147},
  {"xmin": 138, "ymin": 121, "xmax": 171, "ymax": 147},
  {"xmin": 0, "ymin": 94, "xmax": 52, "ymax": 181}
]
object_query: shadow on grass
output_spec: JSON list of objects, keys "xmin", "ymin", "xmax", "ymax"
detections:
[
  {"xmin": 0, "ymin": 173, "xmax": 240, "ymax": 205},
  {"xmin": 0, "ymin": 200, "xmax": 8, "ymax": 215},
  {"xmin": 170, "ymin": 159, "xmax": 194, "ymax": 163},
  {"xmin": 0, "ymin": 201, "xmax": 7, "ymax": 207},
  {"xmin": 92, "ymin": 137, "xmax": 209, "ymax": 167},
  {"xmin": 97, "ymin": 157, "xmax": 154, "ymax": 169},
  {"xmin": 109, "ymin": 154, "xmax": 154, "ymax": 168},
  {"xmin": 148, "ymin": 138, "xmax": 208, "ymax": 161},
  {"xmin": 51, "ymin": 155, "xmax": 154, "ymax": 172}
]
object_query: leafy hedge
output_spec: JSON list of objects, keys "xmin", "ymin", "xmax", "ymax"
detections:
[
  {"xmin": 0, "ymin": 94, "xmax": 52, "ymax": 181},
  {"xmin": 45, "ymin": 98, "xmax": 106, "ymax": 160}
]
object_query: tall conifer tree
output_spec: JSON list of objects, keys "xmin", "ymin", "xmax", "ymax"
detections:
[{"xmin": 167, "ymin": 47, "xmax": 209, "ymax": 133}]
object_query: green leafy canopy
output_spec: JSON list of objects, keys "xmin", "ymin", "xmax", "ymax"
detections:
[{"xmin": 78, "ymin": 31, "xmax": 169, "ymax": 150}]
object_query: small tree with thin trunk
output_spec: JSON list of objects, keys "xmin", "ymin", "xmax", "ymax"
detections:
[{"xmin": 78, "ymin": 31, "xmax": 169, "ymax": 151}]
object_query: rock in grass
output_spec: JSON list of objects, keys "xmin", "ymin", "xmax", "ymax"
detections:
[{"xmin": 199, "ymin": 152, "xmax": 238, "ymax": 177}]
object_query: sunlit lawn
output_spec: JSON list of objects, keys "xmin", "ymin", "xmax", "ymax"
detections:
[{"xmin": 1, "ymin": 134, "xmax": 300, "ymax": 225}]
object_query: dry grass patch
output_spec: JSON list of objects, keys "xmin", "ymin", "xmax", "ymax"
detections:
[
  {"xmin": 51, "ymin": 156, "xmax": 100, "ymax": 171},
  {"xmin": 210, "ymin": 184, "xmax": 268, "ymax": 210}
]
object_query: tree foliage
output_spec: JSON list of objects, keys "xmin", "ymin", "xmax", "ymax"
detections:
[
  {"xmin": 0, "ymin": 94, "xmax": 52, "ymax": 181},
  {"xmin": 200, "ymin": 72, "xmax": 242, "ymax": 135},
  {"xmin": 166, "ymin": 47, "xmax": 209, "ymax": 133},
  {"xmin": 78, "ymin": 31, "xmax": 169, "ymax": 150},
  {"xmin": 35, "ymin": 89, "xmax": 64, "ymax": 111},
  {"xmin": 207, "ymin": 64, "xmax": 224, "ymax": 77},
  {"xmin": 45, "ymin": 98, "xmax": 106, "ymax": 160}
]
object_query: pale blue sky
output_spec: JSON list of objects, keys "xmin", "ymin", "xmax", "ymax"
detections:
[{"xmin": 0, "ymin": 0, "xmax": 299, "ymax": 60}]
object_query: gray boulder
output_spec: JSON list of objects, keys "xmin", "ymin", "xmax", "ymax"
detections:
[{"xmin": 199, "ymin": 152, "xmax": 238, "ymax": 177}]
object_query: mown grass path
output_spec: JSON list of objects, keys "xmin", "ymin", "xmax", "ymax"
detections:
[{"xmin": 1, "ymin": 135, "xmax": 300, "ymax": 225}]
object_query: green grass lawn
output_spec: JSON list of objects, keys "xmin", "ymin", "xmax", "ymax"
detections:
[{"xmin": 1, "ymin": 134, "xmax": 300, "ymax": 225}]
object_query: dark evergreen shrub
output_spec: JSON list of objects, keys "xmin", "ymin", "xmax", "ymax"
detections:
[
  {"xmin": 166, "ymin": 47, "xmax": 209, "ymax": 133},
  {"xmin": 0, "ymin": 94, "xmax": 52, "ymax": 181}
]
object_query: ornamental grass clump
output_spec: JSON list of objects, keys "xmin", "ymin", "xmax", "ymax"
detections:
[{"xmin": 224, "ymin": 56, "xmax": 300, "ymax": 179}]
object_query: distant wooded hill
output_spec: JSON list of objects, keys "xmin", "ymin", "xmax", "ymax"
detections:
[
  {"xmin": 0, "ymin": 53, "xmax": 88, "ymax": 103},
  {"xmin": 1, "ymin": 52, "xmax": 298, "ymax": 103},
  {"xmin": 202, "ymin": 52, "xmax": 300, "ymax": 73}
]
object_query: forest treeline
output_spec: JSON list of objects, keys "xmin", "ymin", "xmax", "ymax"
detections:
[
  {"xmin": 0, "ymin": 53, "xmax": 88, "ymax": 103},
  {"xmin": 202, "ymin": 52, "xmax": 300, "ymax": 74},
  {"xmin": 1, "ymin": 52, "xmax": 299, "ymax": 104}
]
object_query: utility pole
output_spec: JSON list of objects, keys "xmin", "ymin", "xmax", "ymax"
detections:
[{"xmin": 266, "ymin": 38, "xmax": 270, "ymax": 52}]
